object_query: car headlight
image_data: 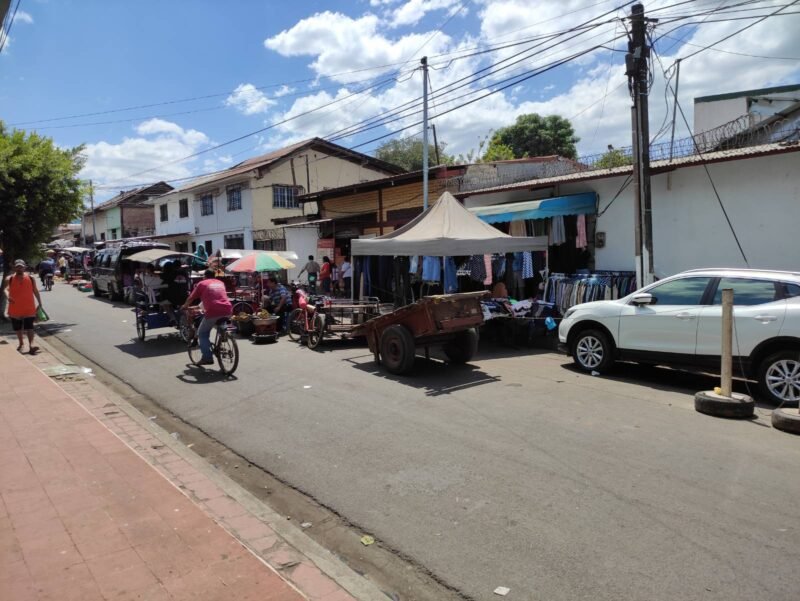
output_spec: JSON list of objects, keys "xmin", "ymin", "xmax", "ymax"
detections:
[{"xmin": 563, "ymin": 307, "xmax": 577, "ymax": 320}]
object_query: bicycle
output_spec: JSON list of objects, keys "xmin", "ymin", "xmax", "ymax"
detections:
[
  {"xmin": 287, "ymin": 291, "xmax": 326, "ymax": 349},
  {"xmin": 43, "ymin": 273, "xmax": 54, "ymax": 292},
  {"xmin": 186, "ymin": 316, "xmax": 240, "ymax": 376}
]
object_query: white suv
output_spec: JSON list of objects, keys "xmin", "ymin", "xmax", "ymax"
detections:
[{"xmin": 558, "ymin": 269, "xmax": 800, "ymax": 404}]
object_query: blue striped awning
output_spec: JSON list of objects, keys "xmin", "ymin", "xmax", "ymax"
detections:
[{"xmin": 469, "ymin": 192, "xmax": 597, "ymax": 224}]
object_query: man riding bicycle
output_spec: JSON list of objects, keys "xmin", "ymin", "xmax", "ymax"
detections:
[{"xmin": 180, "ymin": 270, "xmax": 232, "ymax": 365}]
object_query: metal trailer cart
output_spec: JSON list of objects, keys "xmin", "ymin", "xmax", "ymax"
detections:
[
  {"xmin": 352, "ymin": 291, "xmax": 488, "ymax": 375},
  {"xmin": 289, "ymin": 296, "xmax": 391, "ymax": 349}
]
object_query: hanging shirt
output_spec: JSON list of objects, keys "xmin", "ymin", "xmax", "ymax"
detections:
[
  {"xmin": 468, "ymin": 255, "xmax": 486, "ymax": 282},
  {"xmin": 483, "ymin": 255, "xmax": 492, "ymax": 286},
  {"xmin": 522, "ymin": 252, "xmax": 534, "ymax": 279},
  {"xmin": 576, "ymin": 214, "xmax": 588, "ymax": 249},
  {"xmin": 422, "ymin": 256, "xmax": 441, "ymax": 282},
  {"xmin": 444, "ymin": 257, "xmax": 458, "ymax": 293},
  {"xmin": 549, "ymin": 215, "xmax": 567, "ymax": 245}
]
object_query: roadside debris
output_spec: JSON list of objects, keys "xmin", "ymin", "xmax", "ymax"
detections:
[
  {"xmin": 591, "ymin": 371, "xmax": 600, "ymax": 376},
  {"xmin": 42, "ymin": 364, "xmax": 93, "ymax": 379},
  {"xmin": 303, "ymin": 385, "xmax": 312, "ymax": 389},
  {"xmin": 170, "ymin": 432, "xmax": 180, "ymax": 440},
  {"xmin": 493, "ymin": 586, "xmax": 511, "ymax": 596},
  {"xmin": 300, "ymin": 522, "xmax": 312, "ymax": 529},
  {"xmin": 360, "ymin": 535, "xmax": 375, "ymax": 546}
]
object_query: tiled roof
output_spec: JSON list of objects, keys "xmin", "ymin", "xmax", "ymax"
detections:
[{"xmin": 85, "ymin": 182, "xmax": 173, "ymax": 215}]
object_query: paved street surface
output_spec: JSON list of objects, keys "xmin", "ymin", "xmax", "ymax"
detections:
[{"xmin": 39, "ymin": 284, "xmax": 800, "ymax": 601}]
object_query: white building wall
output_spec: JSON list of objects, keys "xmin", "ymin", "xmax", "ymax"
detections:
[
  {"xmin": 192, "ymin": 182, "xmax": 254, "ymax": 254},
  {"xmin": 152, "ymin": 191, "xmax": 195, "ymax": 237},
  {"xmin": 694, "ymin": 97, "xmax": 747, "ymax": 134},
  {"xmin": 284, "ymin": 226, "xmax": 320, "ymax": 281}
]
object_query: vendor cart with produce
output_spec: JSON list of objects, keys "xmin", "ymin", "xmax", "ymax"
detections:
[{"xmin": 352, "ymin": 292, "xmax": 488, "ymax": 375}]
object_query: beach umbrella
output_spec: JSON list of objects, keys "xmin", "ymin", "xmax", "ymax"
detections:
[{"xmin": 225, "ymin": 252, "xmax": 295, "ymax": 273}]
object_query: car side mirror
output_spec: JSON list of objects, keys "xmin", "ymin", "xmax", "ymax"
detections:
[{"xmin": 631, "ymin": 292, "xmax": 654, "ymax": 306}]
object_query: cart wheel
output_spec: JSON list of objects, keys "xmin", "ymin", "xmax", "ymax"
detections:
[
  {"xmin": 287, "ymin": 308, "xmax": 304, "ymax": 342},
  {"xmin": 136, "ymin": 313, "xmax": 146, "ymax": 342},
  {"xmin": 307, "ymin": 313, "xmax": 326, "ymax": 350},
  {"xmin": 443, "ymin": 328, "xmax": 479, "ymax": 364},
  {"xmin": 380, "ymin": 324, "xmax": 416, "ymax": 375}
]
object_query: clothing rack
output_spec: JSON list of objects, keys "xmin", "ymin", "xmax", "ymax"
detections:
[{"xmin": 544, "ymin": 272, "xmax": 636, "ymax": 314}]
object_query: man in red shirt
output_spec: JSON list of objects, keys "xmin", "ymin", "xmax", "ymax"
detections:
[{"xmin": 181, "ymin": 270, "xmax": 232, "ymax": 365}]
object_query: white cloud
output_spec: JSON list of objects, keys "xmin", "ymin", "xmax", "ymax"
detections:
[
  {"xmin": 14, "ymin": 11, "xmax": 34, "ymax": 25},
  {"xmin": 225, "ymin": 83, "xmax": 276, "ymax": 115},
  {"xmin": 389, "ymin": 0, "xmax": 463, "ymax": 28},
  {"xmin": 265, "ymin": 11, "xmax": 453, "ymax": 84},
  {"xmin": 80, "ymin": 120, "xmax": 210, "ymax": 186},
  {"xmin": 274, "ymin": 84, "xmax": 295, "ymax": 98}
]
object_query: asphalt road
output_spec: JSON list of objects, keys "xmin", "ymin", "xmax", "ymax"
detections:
[{"xmin": 41, "ymin": 284, "xmax": 800, "ymax": 601}]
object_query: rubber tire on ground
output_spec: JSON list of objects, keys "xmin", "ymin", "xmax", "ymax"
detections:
[
  {"xmin": 379, "ymin": 324, "xmax": 416, "ymax": 375},
  {"xmin": 92, "ymin": 280, "xmax": 101, "ymax": 297},
  {"xmin": 771, "ymin": 407, "xmax": 800, "ymax": 435},
  {"xmin": 442, "ymin": 328, "xmax": 479, "ymax": 364},
  {"xmin": 108, "ymin": 282, "xmax": 123, "ymax": 302},
  {"xmin": 216, "ymin": 334, "xmax": 239, "ymax": 376},
  {"xmin": 307, "ymin": 313, "xmax": 326, "ymax": 350},
  {"xmin": 694, "ymin": 391, "xmax": 754, "ymax": 419},
  {"xmin": 287, "ymin": 308, "xmax": 304, "ymax": 342},
  {"xmin": 757, "ymin": 350, "xmax": 800, "ymax": 405},
  {"xmin": 571, "ymin": 328, "xmax": 615, "ymax": 374},
  {"xmin": 136, "ymin": 313, "xmax": 146, "ymax": 342}
]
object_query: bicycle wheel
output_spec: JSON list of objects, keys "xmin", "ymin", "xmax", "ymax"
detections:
[
  {"xmin": 287, "ymin": 308, "xmax": 304, "ymax": 341},
  {"xmin": 216, "ymin": 331, "xmax": 239, "ymax": 375},
  {"xmin": 307, "ymin": 313, "xmax": 326, "ymax": 350},
  {"xmin": 136, "ymin": 311, "xmax": 146, "ymax": 341},
  {"xmin": 178, "ymin": 313, "xmax": 193, "ymax": 344}
]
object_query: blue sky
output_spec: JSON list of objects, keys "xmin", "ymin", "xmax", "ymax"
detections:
[{"xmin": 2, "ymin": 1, "xmax": 798, "ymax": 200}]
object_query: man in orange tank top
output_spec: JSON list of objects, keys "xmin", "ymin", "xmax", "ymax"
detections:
[{"xmin": 4, "ymin": 260, "xmax": 43, "ymax": 354}]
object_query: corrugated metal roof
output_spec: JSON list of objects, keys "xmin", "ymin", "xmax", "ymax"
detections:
[{"xmin": 458, "ymin": 142, "xmax": 800, "ymax": 197}]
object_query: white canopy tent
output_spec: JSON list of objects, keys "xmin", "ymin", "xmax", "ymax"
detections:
[{"xmin": 351, "ymin": 191, "xmax": 547, "ymax": 257}]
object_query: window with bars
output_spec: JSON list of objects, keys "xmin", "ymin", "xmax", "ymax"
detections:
[
  {"xmin": 200, "ymin": 194, "xmax": 214, "ymax": 216},
  {"xmin": 224, "ymin": 234, "xmax": 245, "ymax": 249},
  {"xmin": 179, "ymin": 198, "xmax": 189, "ymax": 218},
  {"xmin": 272, "ymin": 185, "xmax": 302, "ymax": 209},
  {"xmin": 253, "ymin": 238, "xmax": 286, "ymax": 251},
  {"xmin": 159, "ymin": 204, "xmax": 168, "ymax": 222},
  {"xmin": 227, "ymin": 186, "xmax": 242, "ymax": 211}
]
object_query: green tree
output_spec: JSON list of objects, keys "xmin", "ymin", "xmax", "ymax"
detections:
[
  {"xmin": 481, "ymin": 141, "xmax": 515, "ymax": 162},
  {"xmin": 375, "ymin": 137, "xmax": 454, "ymax": 171},
  {"xmin": 595, "ymin": 148, "xmax": 633, "ymax": 169},
  {"xmin": 490, "ymin": 113, "xmax": 579, "ymax": 159},
  {"xmin": 0, "ymin": 122, "xmax": 86, "ymax": 263}
]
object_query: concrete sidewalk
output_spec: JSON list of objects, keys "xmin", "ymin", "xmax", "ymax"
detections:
[{"xmin": 0, "ymin": 339, "xmax": 368, "ymax": 601}]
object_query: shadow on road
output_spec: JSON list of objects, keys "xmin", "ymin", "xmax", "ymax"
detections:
[
  {"xmin": 348, "ymin": 352, "xmax": 500, "ymax": 397},
  {"xmin": 38, "ymin": 322, "xmax": 78, "ymax": 335},
  {"xmin": 115, "ymin": 338, "xmax": 187, "ymax": 358},
  {"xmin": 559, "ymin": 361, "xmax": 789, "ymax": 409},
  {"xmin": 177, "ymin": 364, "xmax": 239, "ymax": 384}
]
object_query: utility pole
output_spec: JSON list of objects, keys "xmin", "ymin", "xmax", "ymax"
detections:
[
  {"xmin": 626, "ymin": 3, "xmax": 656, "ymax": 287},
  {"xmin": 421, "ymin": 56, "xmax": 430, "ymax": 211},
  {"xmin": 90, "ymin": 180, "xmax": 97, "ymax": 244},
  {"xmin": 668, "ymin": 58, "xmax": 681, "ymax": 162}
]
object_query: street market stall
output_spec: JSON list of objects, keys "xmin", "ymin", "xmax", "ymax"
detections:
[{"xmin": 351, "ymin": 191, "xmax": 548, "ymax": 373}]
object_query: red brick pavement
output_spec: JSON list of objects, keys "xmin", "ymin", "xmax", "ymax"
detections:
[{"xmin": 0, "ymin": 342, "xmax": 359, "ymax": 601}]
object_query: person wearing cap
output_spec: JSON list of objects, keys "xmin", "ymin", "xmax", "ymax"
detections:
[{"xmin": 4, "ymin": 260, "xmax": 43, "ymax": 354}]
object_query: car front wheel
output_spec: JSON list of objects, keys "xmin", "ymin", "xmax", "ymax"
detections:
[
  {"xmin": 571, "ymin": 329, "xmax": 614, "ymax": 373},
  {"xmin": 758, "ymin": 351, "xmax": 800, "ymax": 405}
]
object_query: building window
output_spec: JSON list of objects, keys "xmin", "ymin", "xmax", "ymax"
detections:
[
  {"xmin": 253, "ymin": 238, "xmax": 286, "ymax": 251},
  {"xmin": 100, "ymin": 232, "xmax": 106, "ymax": 241},
  {"xmin": 175, "ymin": 241, "xmax": 189, "ymax": 253},
  {"xmin": 110, "ymin": 229, "xmax": 117, "ymax": 240},
  {"xmin": 160, "ymin": 204, "xmax": 168, "ymax": 222},
  {"xmin": 227, "ymin": 186, "xmax": 242, "ymax": 211},
  {"xmin": 272, "ymin": 185, "xmax": 302, "ymax": 209},
  {"xmin": 200, "ymin": 194, "xmax": 214, "ymax": 216},
  {"xmin": 191, "ymin": 241, "xmax": 197, "ymax": 253},
  {"xmin": 204, "ymin": 240, "xmax": 213, "ymax": 255},
  {"xmin": 179, "ymin": 198, "xmax": 189, "ymax": 218},
  {"xmin": 224, "ymin": 234, "xmax": 245, "ymax": 249}
]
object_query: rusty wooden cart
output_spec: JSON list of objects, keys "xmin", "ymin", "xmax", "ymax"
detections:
[{"xmin": 352, "ymin": 291, "xmax": 488, "ymax": 375}]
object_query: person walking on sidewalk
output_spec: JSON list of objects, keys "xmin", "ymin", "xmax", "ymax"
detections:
[
  {"xmin": 4, "ymin": 259, "xmax": 43, "ymax": 354},
  {"xmin": 180, "ymin": 270, "xmax": 232, "ymax": 365},
  {"xmin": 297, "ymin": 255, "xmax": 320, "ymax": 293}
]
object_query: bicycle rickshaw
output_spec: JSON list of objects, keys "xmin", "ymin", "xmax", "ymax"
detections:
[{"xmin": 288, "ymin": 292, "xmax": 390, "ymax": 349}]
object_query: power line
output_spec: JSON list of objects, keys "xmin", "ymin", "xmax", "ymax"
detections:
[
  {"xmin": 0, "ymin": 0, "xmax": 22, "ymax": 54},
  {"xmin": 659, "ymin": 30, "xmax": 800, "ymax": 59}
]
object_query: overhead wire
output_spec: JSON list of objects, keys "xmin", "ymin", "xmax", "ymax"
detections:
[{"xmin": 0, "ymin": 0, "xmax": 22, "ymax": 54}]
